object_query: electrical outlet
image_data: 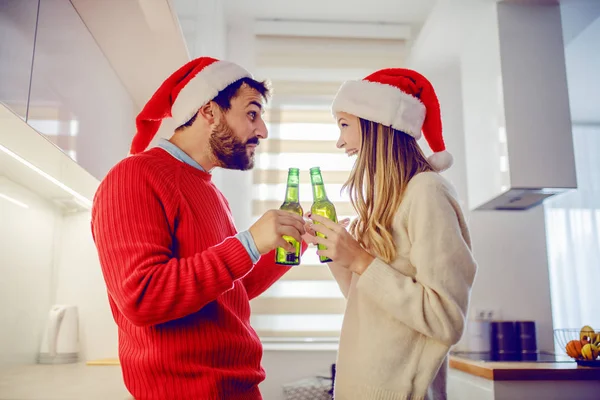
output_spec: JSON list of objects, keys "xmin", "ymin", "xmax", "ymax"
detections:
[{"xmin": 474, "ymin": 308, "xmax": 501, "ymax": 321}]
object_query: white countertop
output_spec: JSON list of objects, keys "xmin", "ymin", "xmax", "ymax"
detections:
[{"xmin": 0, "ymin": 363, "xmax": 130, "ymax": 400}]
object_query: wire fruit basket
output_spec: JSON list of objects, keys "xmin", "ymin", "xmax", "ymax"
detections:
[{"xmin": 554, "ymin": 327, "xmax": 600, "ymax": 367}]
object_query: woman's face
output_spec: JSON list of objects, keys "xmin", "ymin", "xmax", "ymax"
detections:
[{"xmin": 334, "ymin": 111, "xmax": 361, "ymax": 157}]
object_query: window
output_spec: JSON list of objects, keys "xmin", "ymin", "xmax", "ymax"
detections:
[
  {"xmin": 249, "ymin": 106, "xmax": 355, "ymax": 341},
  {"xmin": 249, "ymin": 34, "xmax": 405, "ymax": 342},
  {"xmin": 545, "ymin": 124, "xmax": 600, "ymax": 343}
]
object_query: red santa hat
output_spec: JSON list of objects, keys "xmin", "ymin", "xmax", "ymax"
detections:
[
  {"xmin": 130, "ymin": 57, "xmax": 252, "ymax": 154},
  {"xmin": 331, "ymin": 68, "xmax": 453, "ymax": 171}
]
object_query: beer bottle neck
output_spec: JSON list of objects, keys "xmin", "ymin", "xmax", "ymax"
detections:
[
  {"xmin": 284, "ymin": 170, "xmax": 300, "ymax": 203},
  {"xmin": 284, "ymin": 185, "xmax": 299, "ymax": 203},
  {"xmin": 310, "ymin": 170, "xmax": 328, "ymax": 201},
  {"xmin": 312, "ymin": 183, "xmax": 328, "ymax": 201}
]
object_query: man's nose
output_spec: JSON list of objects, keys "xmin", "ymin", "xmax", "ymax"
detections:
[{"xmin": 256, "ymin": 118, "xmax": 268, "ymax": 139}]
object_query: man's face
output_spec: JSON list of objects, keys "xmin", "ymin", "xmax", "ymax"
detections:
[{"xmin": 209, "ymin": 84, "xmax": 268, "ymax": 171}]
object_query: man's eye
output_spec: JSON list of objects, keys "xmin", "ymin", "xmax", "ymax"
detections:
[
  {"xmin": 249, "ymin": 111, "xmax": 257, "ymax": 120},
  {"xmin": 341, "ymin": 123, "xmax": 348, "ymax": 128}
]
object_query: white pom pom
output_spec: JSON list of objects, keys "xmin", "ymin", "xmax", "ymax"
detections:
[{"xmin": 427, "ymin": 150, "xmax": 453, "ymax": 172}]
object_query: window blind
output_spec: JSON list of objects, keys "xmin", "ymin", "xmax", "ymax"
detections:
[
  {"xmin": 249, "ymin": 34, "xmax": 405, "ymax": 341},
  {"xmin": 249, "ymin": 106, "xmax": 355, "ymax": 340}
]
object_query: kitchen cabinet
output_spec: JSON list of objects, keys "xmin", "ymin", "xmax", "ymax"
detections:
[
  {"xmin": 27, "ymin": 0, "xmax": 135, "ymax": 180},
  {"xmin": 2, "ymin": 0, "xmax": 189, "ymax": 181},
  {"xmin": 448, "ymin": 356, "xmax": 600, "ymax": 400},
  {"xmin": 0, "ymin": 0, "xmax": 39, "ymax": 120},
  {"xmin": 448, "ymin": 369, "xmax": 494, "ymax": 400}
]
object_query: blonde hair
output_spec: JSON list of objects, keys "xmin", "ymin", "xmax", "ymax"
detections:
[{"xmin": 343, "ymin": 118, "xmax": 434, "ymax": 263}]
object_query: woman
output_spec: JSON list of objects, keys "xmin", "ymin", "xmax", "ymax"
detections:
[{"xmin": 306, "ymin": 68, "xmax": 477, "ymax": 400}]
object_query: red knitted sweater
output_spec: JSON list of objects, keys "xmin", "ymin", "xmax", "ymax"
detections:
[{"xmin": 91, "ymin": 148, "xmax": 297, "ymax": 400}]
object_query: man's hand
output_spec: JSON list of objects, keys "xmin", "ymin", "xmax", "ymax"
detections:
[{"xmin": 248, "ymin": 210, "xmax": 306, "ymax": 254}]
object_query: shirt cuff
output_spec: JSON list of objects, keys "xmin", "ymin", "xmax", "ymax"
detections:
[{"xmin": 235, "ymin": 230, "xmax": 261, "ymax": 264}]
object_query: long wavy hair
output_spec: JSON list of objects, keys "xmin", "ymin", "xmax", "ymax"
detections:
[{"xmin": 343, "ymin": 118, "xmax": 434, "ymax": 263}]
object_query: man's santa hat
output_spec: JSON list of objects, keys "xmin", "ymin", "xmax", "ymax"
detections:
[
  {"xmin": 331, "ymin": 68, "xmax": 453, "ymax": 171},
  {"xmin": 130, "ymin": 57, "xmax": 252, "ymax": 155}
]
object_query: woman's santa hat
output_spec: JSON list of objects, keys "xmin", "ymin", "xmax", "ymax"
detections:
[
  {"xmin": 130, "ymin": 57, "xmax": 252, "ymax": 154},
  {"xmin": 331, "ymin": 68, "xmax": 453, "ymax": 171}
]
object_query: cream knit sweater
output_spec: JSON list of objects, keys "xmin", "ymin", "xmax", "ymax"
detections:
[{"xmin": 329, "ymin": 172, "xmax": 477, "ymax": 400}]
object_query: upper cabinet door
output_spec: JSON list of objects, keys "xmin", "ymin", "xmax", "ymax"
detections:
[
  {"xmin": 0, "ymin": 0, "xmax": 39, "ymax": 121},
  {"xmin": 27, "ymin": 0, "xmax": 135, "ymax": 180}
]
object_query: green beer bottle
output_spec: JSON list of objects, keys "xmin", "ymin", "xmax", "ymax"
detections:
[
  {"xmin": 275, "ymin": 168, "xmax": 303, "ymax": 265},
  {"xmin": 309, "ymin": 167, "xmax": 338, "ymax": 263}
]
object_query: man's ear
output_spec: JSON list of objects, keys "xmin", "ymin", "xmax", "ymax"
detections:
[{"xmin": 197, "ymin": 102, "xmax": 218, "ymax": 124}]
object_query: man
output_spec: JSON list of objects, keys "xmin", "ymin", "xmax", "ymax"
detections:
[{"xmin": 91, "ymin": 57, "xmax": 307, "ymax": 400}]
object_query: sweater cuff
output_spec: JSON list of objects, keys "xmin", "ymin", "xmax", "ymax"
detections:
[
  {"xmin": 212, "ymin": 236, "xmax": 255, "ymax": 281},
  {"xmin": 235, "ymin": 230, "xmax": 261, "ymax": 263}
]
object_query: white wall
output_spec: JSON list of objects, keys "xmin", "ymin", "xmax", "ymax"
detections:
[
  {"xmin": 418, "ymin": 63, "xmax": 468, "ymax": 206},
  {"xmin": 0, "ymin": 179, "xmax": 117, "ymax": 366},
  {"xmin": 467, "ymin": 209, "xmax": 554, "ymax": 351},
  {"xmin": 561, "ymin": 0, "xmax": 600, "ymax": 47},
  {"xmin": 0, "ymin": 191, "xmax": 118, "ymax": 365},
  {"xmin": 54, "ymin": 212, "xmax": 117, "ymax": 362},
  {"xmin": 563, "ymin": 14, "xmax": 600, "ymax": 124},
  {"xmin": 0, "ymin": 178, "xmax": 61, "ymax": 366}
]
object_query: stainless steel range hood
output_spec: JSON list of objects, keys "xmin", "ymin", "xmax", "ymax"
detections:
[
  {"xmin": 475, "ymin": 188, "xmax": 571, "ymax": 211},
  {"xmin": 461, "ymin": 2, "xmax": 577, "ymax": 211}
]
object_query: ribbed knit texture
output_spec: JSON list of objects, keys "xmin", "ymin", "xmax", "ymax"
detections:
[{"xmin": 91, "ymin": 148, "xmax": 293, "ymax": 400}]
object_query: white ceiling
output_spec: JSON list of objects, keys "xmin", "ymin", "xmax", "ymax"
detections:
[{"xmin": 222, "ymin": 0, "xmax": 437, "ymax": 25}]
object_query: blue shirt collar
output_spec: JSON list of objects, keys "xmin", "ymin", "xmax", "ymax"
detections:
[{"xmin": 157, "ymin": 138, "xmax": 206, "ymax": 173}]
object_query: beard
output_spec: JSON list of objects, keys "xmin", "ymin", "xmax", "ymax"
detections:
[{"xmin": 209, "ymin": 120, "xmax": 259, "ymax": 171}]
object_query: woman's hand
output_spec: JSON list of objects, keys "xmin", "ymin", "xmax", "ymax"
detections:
[
  {"xmin": 307, "ymin": 213, "xmax": 374, "ymax": 275},
  {"xmin": 302, "ymin": 214, "xmax": 350, "ymax": 245}
]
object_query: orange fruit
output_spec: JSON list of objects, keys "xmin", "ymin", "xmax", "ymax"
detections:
[{"xmin": 566, "ymin": 339, "xmax": 583, "ymax": 359}]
